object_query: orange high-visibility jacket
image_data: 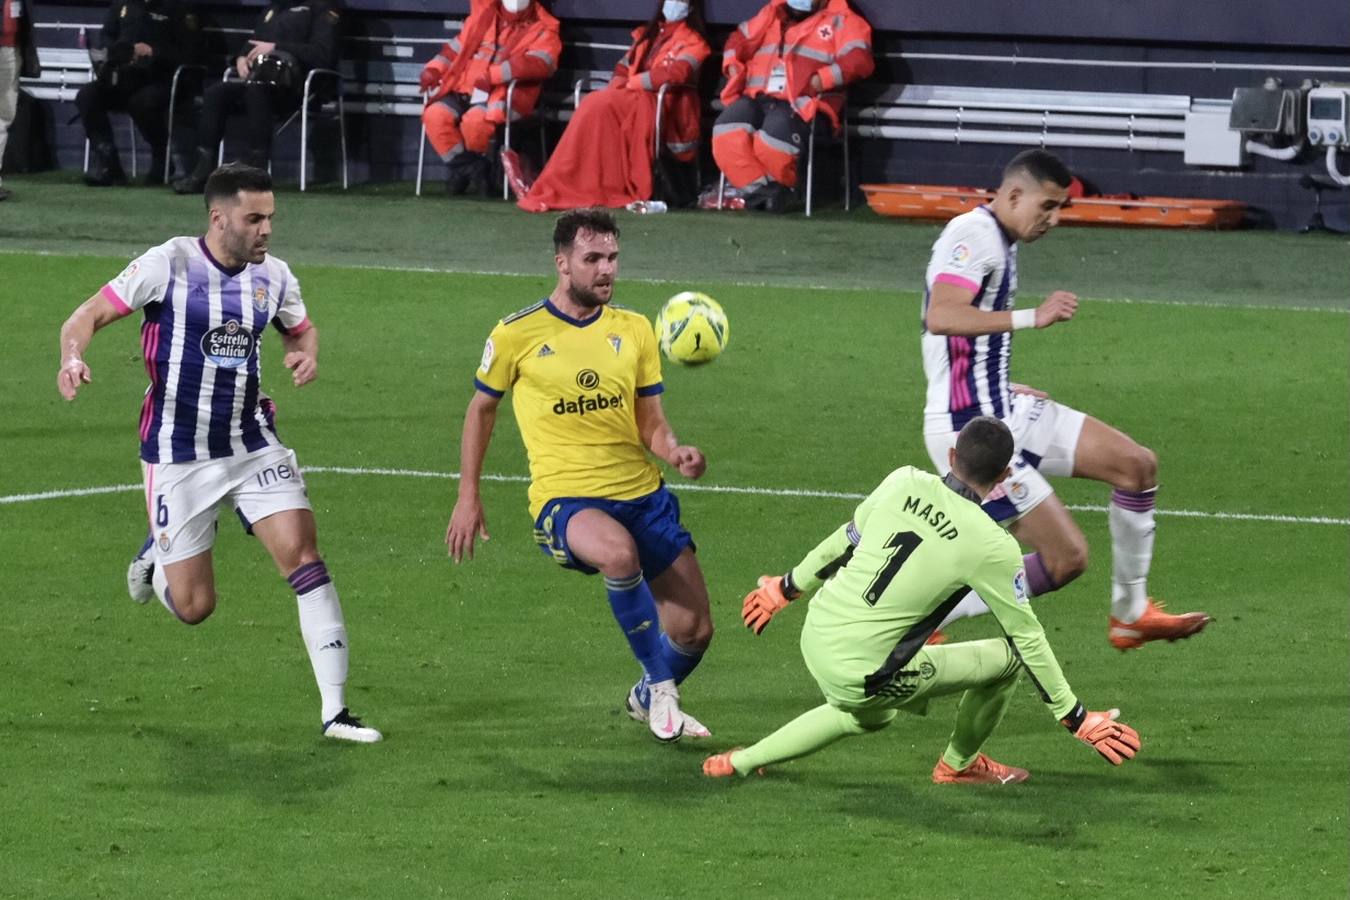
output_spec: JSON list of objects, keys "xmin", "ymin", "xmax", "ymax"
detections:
[
  {"xmin": 722, "ymin": 0, "xmax": 873, "ymax": 132},
  {"xmin": 423, "ymin": 0, "xmax": 561, "ymax": 123},
  {"xmin": 611, "ymin": 20, "xmax": 711, "ymax": 159}
]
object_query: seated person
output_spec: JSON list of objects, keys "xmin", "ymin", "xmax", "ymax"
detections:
[
  {"xmin": 515, "ymin": 0, "xmax": 710, "ymax": 212},
  {"xmin": 173, "ymin": 0, "xmax": 340, "ymax": 194},
  {"xmin": 418, "ymin": 0, "xmax": 561, "ymax": 196},
  {"xmin": 79, "ymin": 0, "xmax": 201, "ymax": 187},
  {"xmin": 0, "ymin": 0, "xmax": 41, "ymax": 202},
  {"xmin": 712, "ymin": 0, "xmax": 872, "ymax": 212}
]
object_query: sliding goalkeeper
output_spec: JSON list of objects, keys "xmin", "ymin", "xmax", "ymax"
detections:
[{"xmin": 704, "ymin": 416, "xmax": 1141, "ymax": 784}]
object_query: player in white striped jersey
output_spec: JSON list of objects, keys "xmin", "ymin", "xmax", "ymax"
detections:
[
  {"xmin": 920, "ymin": 149, "xmax": 1210, "ymax": 650},
  {"xmin": 56, "ymin": 163, "xmax": 380, "ymax": 743}
]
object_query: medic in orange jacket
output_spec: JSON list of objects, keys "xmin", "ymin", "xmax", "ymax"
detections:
[
  {"xmin": 418, "ymin": 0, "xmax": 562, "ymax": 162},
  {"xmin": 610, "ymin": 19, "xmax": 710, "ymax": 161},
  {"xmin": 721, "ymin": 0, "xmax": 873, "ymax": 134}
]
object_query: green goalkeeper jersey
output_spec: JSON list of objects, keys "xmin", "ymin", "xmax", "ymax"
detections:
[{"xmin": 793, "ymin": 466, "xmax": 1078, "ymax": 718}]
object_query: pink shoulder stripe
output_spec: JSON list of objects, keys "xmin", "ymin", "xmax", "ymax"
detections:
[
  {"xmin": 934, "ymin": 272, "xmax": 980, "ymax": 294},
  {"xmin": 101, "ymin": 283, "xmax": 133, "ymax": 316}
]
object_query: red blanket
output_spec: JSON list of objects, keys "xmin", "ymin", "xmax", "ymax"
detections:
[{"xmin": 518, "ymin": 88, "xmax": 658, "ymax": 212}]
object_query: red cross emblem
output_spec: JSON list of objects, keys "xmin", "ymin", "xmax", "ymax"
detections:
[{"xmin": 817, "ymin": 24, "xmax": 833, "ymax": 40}]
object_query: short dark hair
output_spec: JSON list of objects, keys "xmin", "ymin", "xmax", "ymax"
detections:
[
  {"xmin": 954, "ymin": 416, "xmax": 1015, "ymax": 486},
  {"xmin": 1003, "ymin": 149, "xmax": 1072, "ymax": 189},
  {"xmin": 554, "ymin": 208, "xmax": 620, "ymax": 252},
  {"xmin": 204, "ymin": 162, "xmax": 274, "ymax": 208}
]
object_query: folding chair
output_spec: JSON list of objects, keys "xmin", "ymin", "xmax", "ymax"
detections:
[
  {"xmin": 215, "ymin": 66, "xmax": 348, "ymax": 191},
  {"xmin": 83, "ymin": 118, "xmax": 139, "ymax": 179}
]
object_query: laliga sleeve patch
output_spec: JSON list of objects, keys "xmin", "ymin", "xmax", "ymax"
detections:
[
  {"xmin": 948, "ymin": 243, "xmax": 972, "ymax": 268},
  {"xmin": 1013, "ymin": 568, "xmax": 1029, "ymax": 604},
  {"xmin": 479, "ymin": 338, "xmax": 496, "ymax": 373}
]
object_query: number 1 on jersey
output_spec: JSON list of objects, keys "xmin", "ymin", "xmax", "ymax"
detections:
[{"xmin": 863, "ymin": 531, "xmax": 923, "ymax": 605}]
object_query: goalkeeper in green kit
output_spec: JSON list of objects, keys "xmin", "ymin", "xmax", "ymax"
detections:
[{"xmin": 703, "ymin": 416, "xmax": 1141, "ymax": 784}]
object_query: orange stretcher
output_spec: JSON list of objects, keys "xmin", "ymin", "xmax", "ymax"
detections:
[{"xmin": 860, "ymin": 183, "xmax": 1246, "ymax": 229}]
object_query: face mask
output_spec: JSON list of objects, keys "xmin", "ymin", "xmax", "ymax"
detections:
[
  {"xmin": 662, "ymin": 1, "xmax": 689, "ymax": 21},
  {"xmin": 500, "ymin": 0, "xmax": 530, "ymax": 13},
  {"xmin": 785, "ymin": 0, "xmax": 816, "ymax": 13}
]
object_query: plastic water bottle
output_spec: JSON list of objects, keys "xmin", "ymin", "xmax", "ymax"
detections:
[{"xmin": 626, "ymin": 200, "xmax": 668, "ymax": 214}]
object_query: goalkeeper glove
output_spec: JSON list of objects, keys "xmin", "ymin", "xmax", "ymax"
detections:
[
  {"xmin": 1062, "ymin": 704, "xmax": 1141, "ymax": 765},
  {"xmin": 741, "ymin": 574, "xmax": 799, "ymax": 635}
]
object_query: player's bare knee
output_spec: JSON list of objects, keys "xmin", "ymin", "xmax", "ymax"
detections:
[
  {"xmin": 281, "ymin": 548, "xmax": 322, "ymax": 576},
  {"xmin": 1047, "ymin": 541, "xmax": 1088, "ymax": 585},
  {"xmin": 176, "ymin": 589, "xmax": 217, "ymax": 625},
  {"xmin": 669, "ymin": 619, "xmax": 713, "ymax": 650},
  {"xmin": 1127, "ymin": 446, "xmax": 1159, "ymax": 491}
]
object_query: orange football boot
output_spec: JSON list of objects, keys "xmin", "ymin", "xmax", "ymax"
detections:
[
  {"xmin": 1109, "ymin": 599, "xmax": 1213, "ymax": 651},
  {"xmin": 932, "ymin": 752, "xmax": 1029, "ymax": 785}
]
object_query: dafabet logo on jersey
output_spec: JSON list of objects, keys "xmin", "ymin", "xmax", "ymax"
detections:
[{"xmin": 554, "ymin": 369, "xmax": 623, "ymax": 416}]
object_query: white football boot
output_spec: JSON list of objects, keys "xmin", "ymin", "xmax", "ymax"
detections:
[
  {"xmin": 126, "ymin": 549, "xmax": 155, "ymax": 605},
  {"xmin": 626, "ymin": 679, "xmax": 712, "ymax": 738},
  {"xmin": 322, "ymin": 708, "xmax": 383, "ymax": 743}
]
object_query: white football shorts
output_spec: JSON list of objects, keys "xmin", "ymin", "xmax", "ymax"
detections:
[
  {"xmin": 141, "ymin": 445, "xmax": 311, "ymax": 564},
  {"xmin": 924, "ymin": 393, "xmax": 1087, "ymax": 524}
]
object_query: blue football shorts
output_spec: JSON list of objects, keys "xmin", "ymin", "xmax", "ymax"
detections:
[{"xmin": 532, "ymin": 484, "xmax": 695, "ymax": 579}]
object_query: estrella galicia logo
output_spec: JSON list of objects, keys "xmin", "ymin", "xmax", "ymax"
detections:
[
  {"xmin": 200, "ymin": 319, "xmax": 256, "ymax": 369},
  {"xmin": 576, "ymin": 369, "xmax": 600, "ymax": 390}
]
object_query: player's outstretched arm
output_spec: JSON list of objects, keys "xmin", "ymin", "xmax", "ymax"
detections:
[
  {"xmin": 56, "ymin": 292, "xmax": 128, "ymax": 401},
  {"xmin": 636, "ymin": 395, "xmax": 705, "ymax": 479},
  {"xmin": 446, "ymin": 390, "xmax": 499, "ymax": 563},
  {"xmin": 1061, "ymin": 704, "xmax": 1142, "ymax": 765},
  {"xmin": 280, "ymin": 324, "xmax": 319, "ymax": 387}
]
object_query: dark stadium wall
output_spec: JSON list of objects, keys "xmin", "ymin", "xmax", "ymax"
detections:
[{"xmin": 26, "ymin": 1, "xmax": 1350, "ymax": 229}]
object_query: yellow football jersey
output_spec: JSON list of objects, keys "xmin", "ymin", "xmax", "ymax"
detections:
[{"xmin": 474, "ymin": 299, "xmax": 665, "ymax": 517}]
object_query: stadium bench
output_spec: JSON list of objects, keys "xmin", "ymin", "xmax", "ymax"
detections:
[{"xmin": 849, "ymin": 84, "xmax": 1191, "ymax": 154}]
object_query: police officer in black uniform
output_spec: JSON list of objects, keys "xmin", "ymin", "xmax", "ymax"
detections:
[
  {"xmin": 173, "ymin": 0, "xmax": 340, "ymax": 194},
  {"xmin": 78, "ymin": 0, "xmax": 201, "ymax": 186}
]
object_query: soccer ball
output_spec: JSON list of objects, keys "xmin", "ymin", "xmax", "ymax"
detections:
[{"xmin": 654, "ymin": 292, "xmax": 729, "ymax": 366}]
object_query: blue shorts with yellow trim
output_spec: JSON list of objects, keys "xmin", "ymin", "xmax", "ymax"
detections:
[{"xmin": 533, "ymin": 485, "xmax": 695, "ymax": 579}]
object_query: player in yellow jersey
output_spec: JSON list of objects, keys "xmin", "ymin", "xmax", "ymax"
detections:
[
  {"xmin": 704, "ymin": 417, "xmax": 1141, "ymax": 784},
  {"xmin": 445, "ymin": 209, "xmax": 713, "ymax": 743}
]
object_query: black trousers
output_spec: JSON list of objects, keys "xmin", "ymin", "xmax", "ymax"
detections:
[
  {"xmin": 196, "ymin": 79, "xmax": 300, "ymax": 162},
  {"xmin": 76, "ymin": 73, "xmax": 171, "ymax": 157}
]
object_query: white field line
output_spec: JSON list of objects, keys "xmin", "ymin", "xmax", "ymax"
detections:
[
  {"xmin": 2, "ymin": 248, "xmax": 1345, "ymax": 314},
  {"xmin": 3, "ymin": 465, "xmax": 1346, "ymax": 527}
]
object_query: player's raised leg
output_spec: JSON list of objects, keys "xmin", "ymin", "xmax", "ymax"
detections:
[
  {"xmin": 564, "ymin": 508, "xmax": 686, "ymax": 742},
  {"xmin": 1072, "ymin": 416, "xmax": 1211, "ymax": 650},
  {"xmin": 638, "ymin": 547, "xmax": 714, "ymax": 737},
  {"xmin": 251, "ymin": 508, "xmax": 381, "ymax": 743}
]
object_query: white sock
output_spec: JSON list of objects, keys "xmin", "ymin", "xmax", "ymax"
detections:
[
  {"xmin": 937, "ymin": 590, "xmax": 991, "ymax": 630},
  {"xmin": 1109, "ymin": 488, "xmax": 1157, "ymax": 623},
  {"xmin": 289, "ymin": 562, "xmax": 349, "ymax": 723}
]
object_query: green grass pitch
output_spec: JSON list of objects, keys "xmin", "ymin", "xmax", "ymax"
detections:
[{"xmin": 1, "ymin": 174, "xmax": 1347, "ymax": 898}]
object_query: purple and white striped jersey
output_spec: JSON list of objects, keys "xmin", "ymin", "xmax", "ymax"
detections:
[
  {"xmin": 100, "ymin": 236, "xmax": 311, "ymax": 464},
  {"xmin": 920, "ymin": 206, "xmax": 1018, "ymax": 434}
]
